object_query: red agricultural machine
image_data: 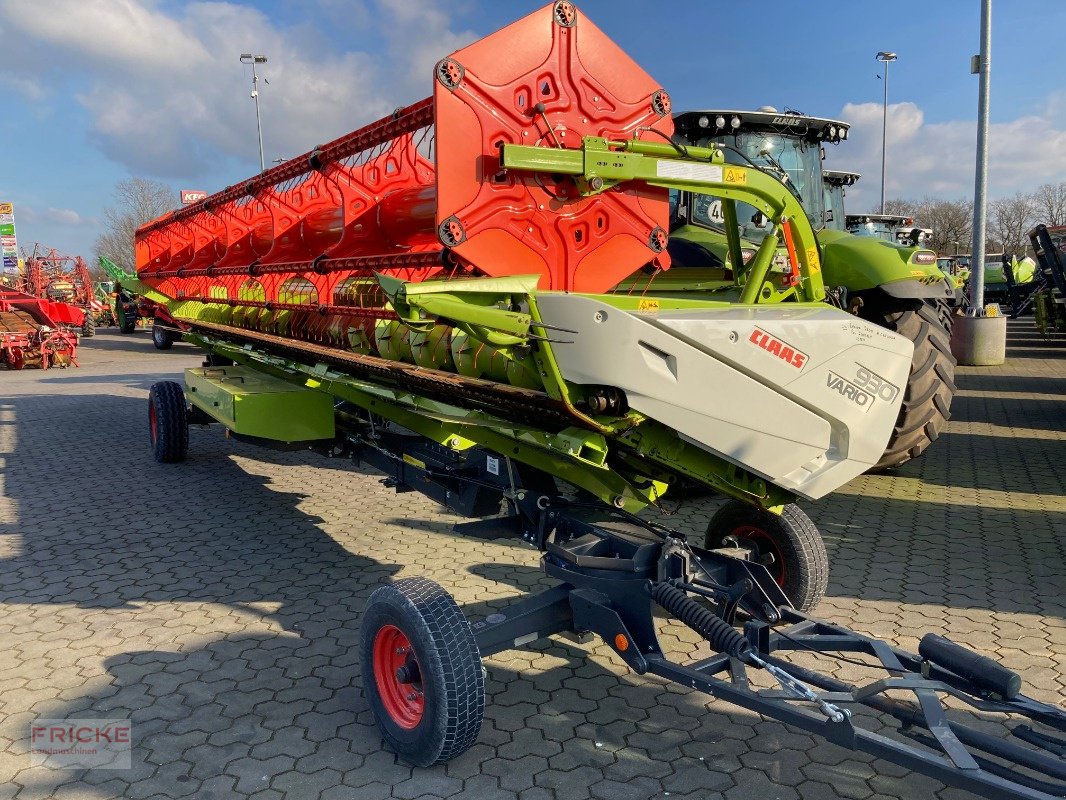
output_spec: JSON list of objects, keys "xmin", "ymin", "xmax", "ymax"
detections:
[
  {"xmin": 20, "ymin": 244, "xmax": 99, "ymax": 337},
  {"xmin": 136, "ymin": 4, "xmax": 1066, "ymax": 797},
  {"xmin": 0, "ymin": 286, "xmax": 80, "ymax": 369}
]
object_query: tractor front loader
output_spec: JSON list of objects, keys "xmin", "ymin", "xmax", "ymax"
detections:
[
  {"xmin": 668, "ymin": 109, "xmax": 957, "ymax": 470},
  {"xmin": 135, "ymin": 5, "xmax": 1065, "ymax": 797}
]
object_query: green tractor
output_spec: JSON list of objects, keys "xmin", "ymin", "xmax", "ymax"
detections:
[
  {"xmin": 823, "ymin": 169, "xmax": 859, "ymax": 232},
  {"xmin": 664, "ymin": 108, "xmax": 956, "ymax": 470}
]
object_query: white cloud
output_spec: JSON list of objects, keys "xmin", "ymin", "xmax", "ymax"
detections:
[
  {"xmin": 43, "ymin": 207, "xmax": 86, "ymax": 225},
  {"xmin": 0, "ymin": 0, "xmax": 476, "ymax": 178},
  {"xmin": 828, "ymin": 100, "xmax": 1066, "ymax": 210}
]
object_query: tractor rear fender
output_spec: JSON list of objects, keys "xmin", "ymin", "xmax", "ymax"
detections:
[{"xmin": 817, "ymin": 228, "xmax": 951, "ymax": 299}]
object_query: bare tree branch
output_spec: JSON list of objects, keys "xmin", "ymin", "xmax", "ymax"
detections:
[
  {"xmin": 93, "ymin": 178, "xmax": 177, "ymax": 274},
  {"xmin": 1032, "ymin": 181, "xmax": 1066, "ymax": 228}
]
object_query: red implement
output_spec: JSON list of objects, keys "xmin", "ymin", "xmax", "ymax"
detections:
[
  {"xmin": 0, "ymin": 287, "xmax": 79, "ymax": 369},
  {"xmin": 136, "ymin": 1, "xmax": 672, "ymax": 329}
]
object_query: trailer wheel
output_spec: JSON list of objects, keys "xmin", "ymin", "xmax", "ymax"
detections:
[
  {"xmin": 148, "ymin": 381, "xmax": 188, "ymax": 463},
  {"xmin": 6, "ymin": 349, "xmax": 25, "ymax": 370},
  {"xmin": 152, "ymin": 324, "xmax": 173, "ymax": 350},
  {"xmin": 360, "ymin": 577, "xmax": 484, "ymax": 766},
  {"xmin": 81, "ymin": 315, "xmax": 96, "ymax": 338},
  {"xmin": 868, "ymin": 302, "xmax": 956, "ymax": 470},
  {"xmin": 705, "ymin": 502, "xmax": 828, "ymax": 612}
]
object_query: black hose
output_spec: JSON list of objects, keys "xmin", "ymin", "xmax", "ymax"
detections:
[{"xmin": 650, "ymin": 582, "xmax": 752, "ymax": 661}]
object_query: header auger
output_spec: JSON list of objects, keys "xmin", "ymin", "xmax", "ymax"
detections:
[{"xmin": 137, "ymin": 4, "xmax": 1065, "ymax": 797}]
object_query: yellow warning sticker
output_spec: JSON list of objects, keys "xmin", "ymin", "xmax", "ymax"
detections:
[
  {"xmin": 723, "ymin": 167, "xmax": 747, "ymax": 185},
  {"xmin": 910, "ymin": 270, "xmax": 927, "ymax": 277},
  {"xmin": 637, "ymin": 299, "xmax": 661, "ymax": 313},
  {"xmin": 806, "ymin": 247, "xmax": 820, "ymax": 272},
  {"xmin": 402, "ymin": 453, "xmax": 427, "ymax": 470}
]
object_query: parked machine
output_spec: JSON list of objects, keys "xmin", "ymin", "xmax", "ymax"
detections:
[
  {"xmin": 135, "ymin": 5, "xmax": 1065, "ymax": 796},
  {"xmin": 667, "ymin": 109, "xmax": 956, "ymax": 470},
  {"xmin": 98, "ymin": 255, "xmax": 180, "ymax": 347},
  {"xmin": 1028, "ymin": 224, "xmax": 1066, "ymax": 334},
  {"xmin": 0, "ymin": 286, "xmax": 80, "ymax": 369},
  {"xmin": 822, "ymin": 169, "xmax": 859, "ymax": 231},
  {"xmin": 20, "ymin": 245, "xmax": 98, "ymax": 337}
]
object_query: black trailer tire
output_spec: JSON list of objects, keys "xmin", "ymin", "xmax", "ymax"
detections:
[
  {"xmin": 148, "ymin": 381, "xmax": 188, "ymax": 463},
  {"xmin": 869, "ymin": 302, "xmax": 956, "ymax": 470},
  {"xmin": 121, "ymin": 315, "xmax": 136, "ymax": 334},
  {"xmin": 705, "ymin": 502, "xmax": 828, "ymax": 612},
  {"xmin": 152, "ymin": 324, "xmax": 174, "ymax": 350},
  {"xmin": 361, "ymin": 577, "xmax": 484, "ymax": 766},
  {"xmin": 81, "ymin": 314, "xmax": 96, "ymax": 338}
]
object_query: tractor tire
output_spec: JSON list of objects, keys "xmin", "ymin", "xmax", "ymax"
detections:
[
  {"xmin": 705, "ymin": 501, "xmax": 828, "ymax": 612},
  {"xmin": 361, "ymin": 577, "xmax": 484, "ymax": 766},
  {"xmin": 933, "ymin": 298, "xmax": 957, "ymax": 335},
  {"xmin": 152, "ymin": 324, "xmax": 174, "ymax": 350},
  {"xmin": 81, "ymin": 315, "xmax": 96, "ymax": 338},
  {"xmin": 121, "ymin": 317, "xmax": 136, "ymax": 334},
  {"xmin": 148, "ymin": 381, "xmax": 188, "ymax": 463},
  {"xmin": 868, "ymin": 302, "xmax": 956, "ymax": 470}
]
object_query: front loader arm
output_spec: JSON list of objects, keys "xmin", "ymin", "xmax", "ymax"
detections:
[{"xmin": 500, "ymin": 137, "xmax": 826, "ymax": 303}]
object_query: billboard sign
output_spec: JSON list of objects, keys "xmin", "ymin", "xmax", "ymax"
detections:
[{"xmin": 0, "ymin": 202, "xmax": 18, "ymax": 275}]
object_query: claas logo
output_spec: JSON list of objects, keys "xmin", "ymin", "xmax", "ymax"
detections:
[{"xmin": 749, "ymin": 327, "xmax": 808, "ymax": 369}]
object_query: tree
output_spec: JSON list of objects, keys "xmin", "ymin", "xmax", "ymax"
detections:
[
  {"xmin": 882, "ymin": 197, "xmax": 918, "ymax": 217},
  {"xmin": 989, "ymin": 191, "xmax": 1036, "ymax": 257},
  {"xmin": 1033, "ymin": 181, "xmax": 1066, "ymax": 227},
  {"xmin": 94, "ymin": 178, "xmax": 177, "ymax": 275},
  {"xmin": 912, "ymin": 197, "xmax": 973, "ymax": 255}
]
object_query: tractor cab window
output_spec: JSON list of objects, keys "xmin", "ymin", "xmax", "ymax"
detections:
[
  {"xmin": 823, "ymin": 183, "xmax": 847, "ymax": 231},
  {"xmin": 850, "ymin": 219, "xmax": 897, "ymax": 243},
  {"xmin": 681, "ymin": 131, "xmax": 824, "ymax": 245}
]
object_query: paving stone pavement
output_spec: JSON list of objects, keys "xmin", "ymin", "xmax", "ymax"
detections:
[{"xmin": 0, "ymin": 323, "xmax": 1062, "ymax": 800}]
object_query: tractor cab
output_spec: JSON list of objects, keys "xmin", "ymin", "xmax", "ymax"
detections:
[
  {"xmin": 672, "ymin": 108, "xmax": 848, "ymax": 242},
  {"xmin": 846, "ymin": 214, "xmax": 932, "ymax": 248},
  {"xmin": 822, "ymin": 170, "xmax": 860, "ymax": 231}
]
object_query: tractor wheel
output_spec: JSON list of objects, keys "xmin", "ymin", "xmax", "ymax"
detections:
[
  {"xmin": 121, "ymin": 316, "xmax": 136, "ymax": 334},
  {"xmin": 148, "ymin": 381, "xmax": 188, "ymax": 463},
  {"xmin": 81, "ymin": 315, "xmax": 96, "ymax": 338},
  {"xmin": 868, "ymin": 302, "xmax": 956, "ymax": 470},
  {"xmin": 360, "ymin": 577, "xmax": 484, "ymax": 766},
  {"xmin": 705, "ymin": 501, "xmax": 828, "ymax": 612},
  {"xmin": 933, "ymin": 298, "xmax": 957, "ymax": 335},
  {"xmin": 152, "ymin": 324, "xmax": 174, "ymax": 350}
]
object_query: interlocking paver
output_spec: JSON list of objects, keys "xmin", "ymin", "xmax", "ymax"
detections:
[{"xmin": 0, "ymin": 324, "xmax": 1062, "ymax": 800}]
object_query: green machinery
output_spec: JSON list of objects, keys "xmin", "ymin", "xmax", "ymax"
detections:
[{"xmin": 665, "ymin": 108, "xmax": 957, "ymax": 470}]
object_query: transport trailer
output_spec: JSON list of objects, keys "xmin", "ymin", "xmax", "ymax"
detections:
[{"xmin": 137, "ymin": 4, "xmax": 1065, "ymax": 797}]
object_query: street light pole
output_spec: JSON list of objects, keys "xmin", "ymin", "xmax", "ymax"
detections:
[
  {"xmin": 240, "ymin": 53, "xmax": 268, "ymax": 173},
  {"xmin": 876, "ymin": 51, "xmax": 898, "ymax": 215}
]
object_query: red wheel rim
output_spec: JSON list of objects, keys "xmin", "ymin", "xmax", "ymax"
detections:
[
  {"xmin": 730, "ymin": 524, "xmax": 788, "ymax": 589},
  {"xmin": 149, "ymin": 401, "xmax": 158, "ymax": 443},
  {"xmin": 372, "ymin": 624, "xmax": 424, "ymax": 729}
]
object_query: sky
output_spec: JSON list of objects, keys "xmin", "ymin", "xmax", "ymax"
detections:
[{"xmin": 1, "ymin": 0, "xmax": 1064, "ymax": 261}]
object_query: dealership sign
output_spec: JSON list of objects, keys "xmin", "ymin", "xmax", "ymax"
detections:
[
  {"xmin": 0, "ymin": 202, "xmax": 18, "ymax": 275},
  {"xmin": 180, "ymin": 190, "xmax": 208, "ymax": 205}
]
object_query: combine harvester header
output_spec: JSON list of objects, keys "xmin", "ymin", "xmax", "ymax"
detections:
[
  {"xmin": 136, "ymin": 5, "xmax": 1066, "ymax": 797},
  {"xmin": 138, "ymin": 4, "xmax": 672, "ymax": 296}
]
